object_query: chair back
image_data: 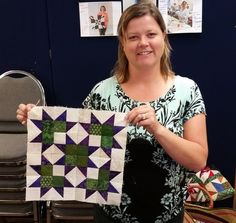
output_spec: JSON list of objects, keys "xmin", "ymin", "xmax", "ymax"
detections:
[
  {"xmin": 0, "ymin": 70, "xmax": 46, "ymax": 223},
  {"xmin": 0, "ymin": 70, "xmax": 46, "ymax": 161}
]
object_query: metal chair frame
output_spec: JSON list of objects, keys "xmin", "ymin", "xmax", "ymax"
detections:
[{"xmin": 0, "ymin": 70, "xmax": 46, "ymax": 223}]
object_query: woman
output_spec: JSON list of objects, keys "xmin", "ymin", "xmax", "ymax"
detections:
[
  {"xmin": 17, "ymin": 3, "xmax": 208, "ymax": 223},
  {"xmin": 97, "ymin": 5, "xmax": 109, "ymax": 36},
  {"xmin": 176, "ymin": 1, "xmax": 190, "ymax": 24}
]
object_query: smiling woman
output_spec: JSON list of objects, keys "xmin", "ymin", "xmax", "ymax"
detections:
[
  {"xmin": 16, "ymin": 2, "xmax": 208, "ymax": 223},
  {"xmin": 83, "ymin": 3, "xmax": 208, "ymax": 222},
  {"xmin": 122, "ymin": 15, "xmax": 166, "ymax": 77}
]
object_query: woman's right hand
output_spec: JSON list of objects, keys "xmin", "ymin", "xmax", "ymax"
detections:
[{"xmin": 16, "ymin": 103, "xmax": 35, "ymax": 125}]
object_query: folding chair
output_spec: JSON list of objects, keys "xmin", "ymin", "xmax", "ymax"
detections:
[
  {"xmin": 46, "ymin": 201, "xmax": 95, "ymax": 223},
  {"xmin": 0, "ymin": 70, "xmax": 46, "ymax": 223}
]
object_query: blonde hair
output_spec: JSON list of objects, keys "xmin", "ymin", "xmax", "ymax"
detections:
[{"xmin": 112, "ymin": 2, "xmax": 174, "ymax": 83}]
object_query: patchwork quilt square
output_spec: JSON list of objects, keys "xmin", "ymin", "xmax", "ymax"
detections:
[
  {"xmin": 26, "ymin": 106, "xmax": 127, "ymax": 205},
  {"xmin": 187, "ymin": 167, "xmax": 235, "ymax": 202}
]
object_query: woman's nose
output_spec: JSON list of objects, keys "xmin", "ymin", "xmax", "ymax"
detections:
[{"xmin": 138, "ymin": 37, "xmax": 148, "ymax": 47}]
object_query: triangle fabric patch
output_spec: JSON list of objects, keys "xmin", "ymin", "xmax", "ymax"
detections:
[{"xmin": 26, "ymin": 106, "xmax": 127, "ymax": 205}]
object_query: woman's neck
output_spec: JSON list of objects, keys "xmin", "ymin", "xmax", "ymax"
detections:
[
  {"xmin": 128, "ymin": 66, "xmax": 163, "ymax": 84},
  {"xmin": 120, "ymin": 68, "xmax": 174, "ymax": 102}
]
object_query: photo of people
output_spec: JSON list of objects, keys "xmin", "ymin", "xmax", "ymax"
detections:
[
  {"xmin": 97, "ymin": 5, "xmax": 109, "ymax": 35},
  {"xmin": 168, "ymin": 0, "xmax": 192, "ymax": 26},
  {"xmin": 159, "ymin": 0, "xmax": 202, "ymax": 34},
  {"xmin": 79, "ymin": 1, "xmax": 122, "ymax": 37}
]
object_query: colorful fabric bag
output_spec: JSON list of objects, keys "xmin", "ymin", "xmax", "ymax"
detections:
[{"xmin": 186, "ymin": 166, "xmax": 235, "ymax": 203}]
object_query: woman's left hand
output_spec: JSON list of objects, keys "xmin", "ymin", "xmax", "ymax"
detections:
[{"xmin": 125, "ymin": 104, "xmax": 161, "ymax": 135}]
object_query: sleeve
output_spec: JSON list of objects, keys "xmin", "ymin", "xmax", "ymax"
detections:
[{"xmin": 183, "ymin": 81, "xmax": 206, "ymax": 123}]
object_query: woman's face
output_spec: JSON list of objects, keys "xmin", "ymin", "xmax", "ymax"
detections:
[
  {"xmin": 100, "ymin": 6, "xmax": 105, "ymax": 12},
  {"xmin": 122, "ymin": 15, "xmax": 165, "ymax": 70}
]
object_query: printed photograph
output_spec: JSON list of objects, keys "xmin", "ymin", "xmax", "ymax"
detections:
[
  {"xmin": 168, "ymin": 0, "xmax": 193, "ymax": 27},
  {"xmin": 79, "ymin": 1, "xmax": 122, "ymax": 37},
  {"xmin": 159, "ymin": 0, "xmax": 202, "ymax": 34}
]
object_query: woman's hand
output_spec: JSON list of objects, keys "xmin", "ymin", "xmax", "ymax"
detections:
[
  {"xmin": 16, "ymin": 103, "xmax": 35, "ymax": 125},
  {"xmin": 125, "ymin": 104, "xmax": 161, "ymax": 135},
  {"xmin": 126, "ymin": 104, "xmax": 208, "ymax": 171}
]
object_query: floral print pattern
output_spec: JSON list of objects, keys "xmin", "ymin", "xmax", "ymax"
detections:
[{"xmin": 83, "ymin": 75, "xmax": 205, "ymax": 222}]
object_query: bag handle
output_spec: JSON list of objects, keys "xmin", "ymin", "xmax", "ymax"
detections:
[{"xmin": 186, "ymin": 184, "xmax": 214, "ymax": 209}]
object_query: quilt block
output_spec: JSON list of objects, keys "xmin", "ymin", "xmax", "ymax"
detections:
[
  {"xmin": 26, "ymin": 106, "xmax": 127, "ymax": 205},
  {"xmin": 187, "ymin": 167, "xmax": 235, "ymax": 203}
]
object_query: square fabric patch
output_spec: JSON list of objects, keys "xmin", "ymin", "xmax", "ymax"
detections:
[
  {"xmin": 186, "ymin": 167, "xmax": 235, "ymax": 202},
  {"xmin": 26, "ymin": 106, "xmax": 127, "ymax": 205}
]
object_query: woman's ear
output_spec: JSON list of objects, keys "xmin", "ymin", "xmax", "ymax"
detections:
[{"xmin": 163, "ymin": 31, "xmax": 167, "ymax": 39}]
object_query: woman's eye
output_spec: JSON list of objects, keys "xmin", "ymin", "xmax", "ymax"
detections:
[
  {"xmin": 148, "ymin": 33, "xmax": 157, "ymax": 38},
  {"xmin": 128, "ymin": 36, "xmax": 138, "ymax": 40}
]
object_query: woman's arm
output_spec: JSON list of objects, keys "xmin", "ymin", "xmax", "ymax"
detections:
[
  {"xmin": 126, "ymin": 105, "xmax": 208, "ymax": 172},
  {"xmin": 153, "ymin": 113, "xmax": 208, "ymax": 172}
]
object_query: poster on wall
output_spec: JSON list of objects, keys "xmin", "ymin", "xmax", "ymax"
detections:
[
  {"xmin": 79, "ymin": 1, "xmax": 122, "ymax": 37},
  {"xmin": 158, "ymin": 0, "xmax": 202, "ymax": 34},
  {"xmin": 123, "ymin": 0, "xmax": 156, "ymax": 11}
]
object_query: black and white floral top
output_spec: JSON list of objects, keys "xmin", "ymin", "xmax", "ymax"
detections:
[{"xmin": 82, "ymin": 75, "xmax": 206, "ymax": 223}]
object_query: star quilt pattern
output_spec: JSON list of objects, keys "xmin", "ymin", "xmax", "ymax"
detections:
[
  {"xmin": 26, "ymin": 106, "xmax": 127, "ymax": 205},
  {"xmin": 187, "ymin": 167, "xmax": 235, "ymax": 202}
]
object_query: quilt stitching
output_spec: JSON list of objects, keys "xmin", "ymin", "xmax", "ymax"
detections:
[{"xmin": 26, "ymin": 106, "xmax": 127, "ymax": 205}]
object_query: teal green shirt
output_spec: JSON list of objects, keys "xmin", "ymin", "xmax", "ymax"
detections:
[{"xmin": 83, "ymin": 75, "xmax": 206, "ymax": 223}]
